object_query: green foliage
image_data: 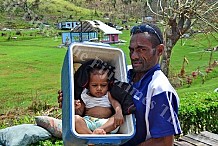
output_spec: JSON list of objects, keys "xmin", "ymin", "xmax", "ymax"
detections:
[
  {"xmin": 0, "ymin": 0, "xmax": 104, "ymax": 29},
  {"xmin": 33, "ymin": 138, "xmax": 63, "ymax": 146},
  {"xmin": 179, "ymin": 92, "xmax": 218, "ymax": 135},
  {"xmin": 0, "ymin": 114, "xmax": 35, "ymax": 129},
  {"xmin": 28, "ymin": 99, "xmax": 50, "ymax": 114}
]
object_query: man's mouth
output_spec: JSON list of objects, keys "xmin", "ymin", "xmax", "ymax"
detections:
[{"xmin": 132, "ymin": 61, "xmax": 142, "ymax": 67}]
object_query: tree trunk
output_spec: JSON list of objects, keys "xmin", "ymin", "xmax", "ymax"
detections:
[
  {"xmin": 161, "ymin": 18, "xmax": 180, "ymax": 77},
  {"xmin": 161, "ymin": 30, "xmax": 173, "ymax": 77}
]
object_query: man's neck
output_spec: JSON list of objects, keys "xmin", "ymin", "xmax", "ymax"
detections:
[{"xmin": 133, "ymin": 72, "xmax": 146, "ymax": 82}]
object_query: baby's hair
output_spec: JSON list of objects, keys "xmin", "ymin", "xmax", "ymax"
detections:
[
  {"xmin": 90, "ymin": 68, "xmax": 107, "ymax": 75},
  {"xmin": 88, "ymin": 59, "xmax": 115, "ymax": 82}
]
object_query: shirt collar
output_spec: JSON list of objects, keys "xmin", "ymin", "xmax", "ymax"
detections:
[{"xmin": 128, "ymin": 64, "xmax": 161, "ymax": 84}]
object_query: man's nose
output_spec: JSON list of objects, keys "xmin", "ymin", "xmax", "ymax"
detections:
[{"xmin": 131, "ymin": 49, "xmax": 139, "ymax": 60}]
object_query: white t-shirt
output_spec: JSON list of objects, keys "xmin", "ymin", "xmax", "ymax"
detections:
[{"xmin": 81, "ymin": 88, "xmax": 111, "ymax": 108}]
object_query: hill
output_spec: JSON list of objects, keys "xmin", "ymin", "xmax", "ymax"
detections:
[{"xmin": 0, "ymin": 0, "xmax": 106, "ymax": 29}]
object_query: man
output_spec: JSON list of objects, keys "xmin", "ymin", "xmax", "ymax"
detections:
[
  {"xmin": 58, "ymin": 23, "xmax": 182, "ymax": 146},
  {"xmin": 122, "ymin": 23, "xmax": 182, "ymax": 146}
]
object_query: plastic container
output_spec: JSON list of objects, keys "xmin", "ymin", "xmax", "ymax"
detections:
[{"xmin": 61, "ymin": 42, "xmax": 135, "ymax": 146}]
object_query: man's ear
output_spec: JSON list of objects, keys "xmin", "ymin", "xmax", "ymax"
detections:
[{"xmin": 157, "ymin": 44, "xmax": 164, "ymax": 56}]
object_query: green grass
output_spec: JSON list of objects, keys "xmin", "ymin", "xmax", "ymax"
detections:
[
  {"xmin": 0, "ymin": 28, "xmax": 217, "ymax": 121},
  {"xmin": 0, "ymin": 33, "xmax": 67, "ymax": 114},
  {"xmin": 170, "ymin": 33, "xmax": 218, "ymax": 94},
  {"xmin": 112, "ymin": 29, "xmax": 131, "ymax": 65},
  {"xmin": 170, "ymin": 33, "xmax": 218, "ymax": 73}
]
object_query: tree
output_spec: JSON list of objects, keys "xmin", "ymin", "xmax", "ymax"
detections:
[{"xmin": 146, "ymin": 0, "xmax": 218, "ymax": 77}]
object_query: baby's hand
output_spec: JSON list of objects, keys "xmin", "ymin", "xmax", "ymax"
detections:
[
  {"xmin": 74, "ymin": 100, "xmax": 81, "ymax": 109},
  {"xmin": 113, "ymin": 113, "xmax": 124, "ymax": 128}
]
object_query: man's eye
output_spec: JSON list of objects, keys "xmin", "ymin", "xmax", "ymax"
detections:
[
  {"xmin": 91, "ymin": 85, "xmax": 97, "ymax": 87},
  {"xmin": 129, "ymin": 48, "xmax": 134, "ymax": 53},
  {"xmin": 138, "ymin": 47, "xmax": 146, "ymax": 51}
]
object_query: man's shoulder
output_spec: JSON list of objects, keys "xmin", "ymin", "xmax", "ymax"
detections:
[{"xmin": 149, "ymin": 70, "xmax": 178, "ymax": 96}]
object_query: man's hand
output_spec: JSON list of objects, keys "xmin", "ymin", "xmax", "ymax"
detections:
[
  {"xmin": 57, "ymin": 90, "xmax": 63, "ymax": 108},
  {"xmin": 74, "ymin": 99, "xmax": 82, "ymax": 109}
]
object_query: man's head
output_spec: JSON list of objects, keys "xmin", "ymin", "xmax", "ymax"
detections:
[{"xmin": 129, "ymin": 23, "xmax": 164, "ymax": 73}]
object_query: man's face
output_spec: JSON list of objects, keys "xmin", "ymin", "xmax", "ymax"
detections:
[{"xmin": 129, "ymin": 33, "xmax": 159, "ymax": 73}]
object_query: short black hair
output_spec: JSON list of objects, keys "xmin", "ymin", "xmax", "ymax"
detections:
[
  {"xmin": 145, "ymin": 23, "xmax": 163, "ymax": 44},
  {"xmin": 88, "ymin": 59, "xmax": 115, "ymax": 82},
  {"xmin": 131, "ymin": 23, "xmax": 163, "ymax": 47}
]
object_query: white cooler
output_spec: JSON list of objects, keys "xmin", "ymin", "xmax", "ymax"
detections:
[{"xmin": 61, "ymin": 42, "xmax": 136, "ymax": 145}]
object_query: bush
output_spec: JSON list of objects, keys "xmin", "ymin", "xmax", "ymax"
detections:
[{"xmin": 179, "ymin": 92, "xmax": 218, "ymax": 135}]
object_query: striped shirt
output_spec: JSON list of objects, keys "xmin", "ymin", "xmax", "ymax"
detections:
[{"xmin": 123, "ymin": 64, "xmax": 182, "ymax": 145}]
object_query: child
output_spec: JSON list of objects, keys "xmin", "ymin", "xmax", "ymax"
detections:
[{"xmin": 74, "ymin": 61, "xmax": 124, "ymax": 135}]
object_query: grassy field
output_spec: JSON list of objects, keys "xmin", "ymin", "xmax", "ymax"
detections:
[
  {"xmin": 0, "ymin": 31, "xmax": 67, "ymax": 114},
  {"xmin": 169, "ymin": 32, "xmax": 218, "ymax": 94},
  {"xmin": 0, "ymin": 29, "xmax": 217, "ymax": 116}
]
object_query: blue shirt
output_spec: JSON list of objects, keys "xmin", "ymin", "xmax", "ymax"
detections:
[{"xmin": 123, "ymin": 64, "xmax": 182, "ymax": 145}]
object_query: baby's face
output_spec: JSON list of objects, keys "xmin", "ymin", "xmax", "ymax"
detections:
[{"xmin": 88, "ymin": 73, "xmax": 109, "ymax": 98}]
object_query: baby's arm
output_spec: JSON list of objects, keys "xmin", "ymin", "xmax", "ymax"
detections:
[
  {"xmin": 108, "ymin": 92, "xmax": 124, "ymax": 127},
  {"xmin": 75, "ymin": 99, "xmax": 85, "ymax": 116}
]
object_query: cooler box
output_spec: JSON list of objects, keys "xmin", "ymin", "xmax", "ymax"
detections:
[{"xmin": 61, "ymin": 42, "xmax": 136, "ymax": 146}]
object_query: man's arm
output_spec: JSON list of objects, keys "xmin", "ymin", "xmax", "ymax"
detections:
[
  {"xmin": 138, "ymin": 135, "xmax": 174, "ymax": 146},
  {"xmin": 58, "ymin": 90, "xmax": 63, "ymax": 108},
  {"xmin": 74, "ymin": 99, "xmax": 85, "ymax": 116}
]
